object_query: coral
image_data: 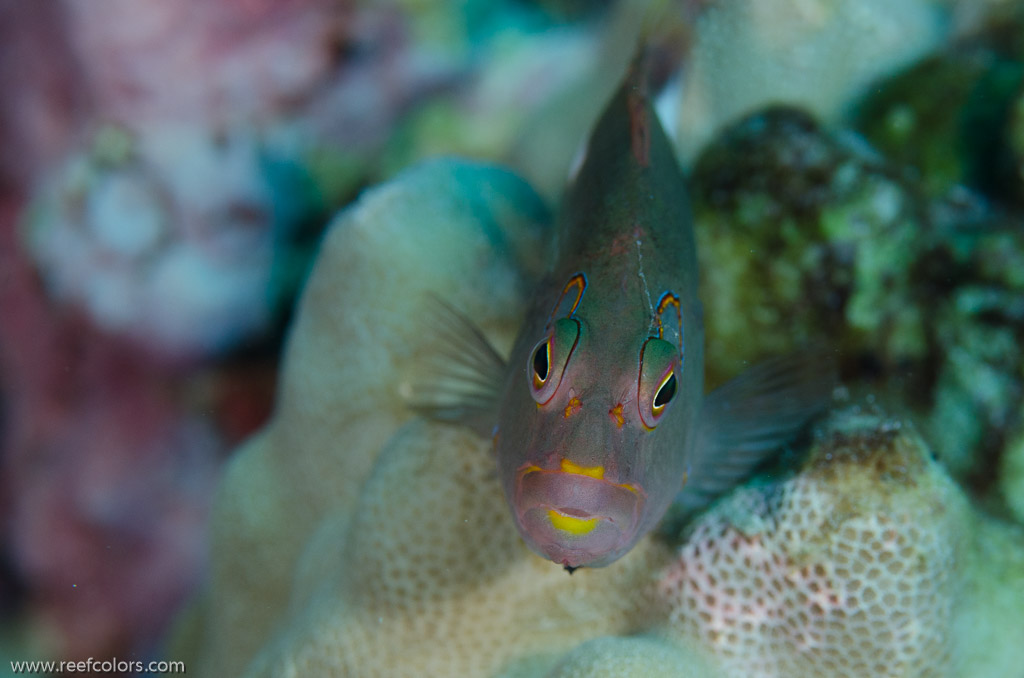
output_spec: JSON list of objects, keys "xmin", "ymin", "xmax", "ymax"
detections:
[
  {"xmin": 244, "ymin": 422, "xmax": 672, "ymax": 678},
  {"xmin": 951, "ymin": 512, "xmax": 1024, "ymax": 677},
  {"xmin": 657, "ymin": 409, "xmax": 971, "ymax": 677},
  {"xmin": 542, "ymin": 636, "xmax": 715, "ymax": 678},
  {"xmin": 0, "ymin": 2, "xmax": 84, "ymax": 189},
  {"xmin": 0, "ymin": 198, "xmax": 225, "ymax": 661},
  {"xmin": 59, "ymin": 0, "xmax": 345, "ymax": 128},
  {"xmin": 177, "ymin": 159, "xmax": 551, "ymax": 676},
  {"xmin": 673, "ymin": 0, "xmax": 945, "ymax": 160},
  {"xmin": 176, "ymin": 157, "xmax": 1024, "ymax": 678},
  {"xmin": 24, "ymin": 125, "xmax": 320, "ymax": 360},
  {"xmin": 14, "ymin": 0, "xmax": 350, "ymax": 360},
  {"xmin": 10, "ymin": 0, "xmax": 616, "ymax": 360}
]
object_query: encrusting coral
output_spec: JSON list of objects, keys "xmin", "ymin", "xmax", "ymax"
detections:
[
  {"xmin": 244, "ymin": 421, "xmax": 673, "ymax": 678},
  {"xmin": 173, "ymin": 158, "xmax": 1024, "ymax": 678},
  {"xmin": 659, "ymin": 409, "xmax": 967, "ymax": 677}
]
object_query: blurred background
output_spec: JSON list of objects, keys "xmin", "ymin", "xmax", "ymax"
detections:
[{"xmin": 0, "ymin": 0, "xmax": 1020, "ymax": 674}]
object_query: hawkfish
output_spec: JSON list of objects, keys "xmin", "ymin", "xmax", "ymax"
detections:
[{"xmin": 414, "ymin": 52, "xmax": 833, "ymax": 570}]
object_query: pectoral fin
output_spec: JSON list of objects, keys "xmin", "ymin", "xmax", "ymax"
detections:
[
  {"xmin": 404, "ymin": 296, "xmax": 507, "ymax": 437},
  {"xmin": 677, "ymin": 345, "xmax": 836, "ymax": 511}
]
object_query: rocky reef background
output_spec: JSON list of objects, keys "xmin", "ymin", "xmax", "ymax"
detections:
[{"xmin": 1, "ymin": 0, "xmax": 1023, "ymax": 676}]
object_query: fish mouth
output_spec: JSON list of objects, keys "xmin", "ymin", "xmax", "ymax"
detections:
[{"xmin": 514, "ymin": 464, "xmax": 645, "ymax": 568}]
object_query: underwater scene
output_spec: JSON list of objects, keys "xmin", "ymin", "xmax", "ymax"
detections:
[{"xmin": 1, "ymin": 1, "xmax": 1024, "ymax": 676}]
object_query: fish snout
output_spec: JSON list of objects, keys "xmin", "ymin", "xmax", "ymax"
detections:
[{"xmin": 513, "ymin": 464, "xmax": 644, "ymax": 568}]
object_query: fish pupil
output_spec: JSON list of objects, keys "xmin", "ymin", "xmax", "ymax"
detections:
[
  {"xmin": 654, "ymin": 372, "xmax": 676, "ymax": 408},
  {"xmin": 533, "ymin": 341, "xmax": 550, "ymax": 382}
]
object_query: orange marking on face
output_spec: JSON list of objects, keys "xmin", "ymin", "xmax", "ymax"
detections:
[
  {"xmin": 563, "ymin": 396, "xmax": 582, "ymax": 418},
  {"xmin": 609, "ymin": 403, "xmax": 625, "ymax": 428}
]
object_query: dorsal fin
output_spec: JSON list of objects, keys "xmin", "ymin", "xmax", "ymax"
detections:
[{"xmin": 559, "ymin": 42, "xmax": 690, "ymax": 256}]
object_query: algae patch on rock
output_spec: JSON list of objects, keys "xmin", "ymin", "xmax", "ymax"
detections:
[{"xmin": 690, "ymin": 104, "xmax": 1024, "ymax": 499}]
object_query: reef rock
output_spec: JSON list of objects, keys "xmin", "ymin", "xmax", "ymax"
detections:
[{"xmin": 690, "ymin": 105, "xmax": 1024, "ymax": 492}]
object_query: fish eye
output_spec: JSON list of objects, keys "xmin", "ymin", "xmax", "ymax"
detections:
[
  {"xmin": 528, "ymin": 318, "xmax": 580, "ymax": 405},
  {"xmin": 532, "ymin": 340, "xmax": 551, "ymax": 388},
  {"xmin": 653, "ymin": 371, "xmax": 677, "ymax": 411},
  {"xmin": 637, "ymin": 337, "xmax": 681, "ymax": 429}
]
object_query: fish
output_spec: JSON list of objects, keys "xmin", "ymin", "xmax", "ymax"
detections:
[{"xmin": 412, "ymin": 50, "xmax": 833, "ymax": 570}]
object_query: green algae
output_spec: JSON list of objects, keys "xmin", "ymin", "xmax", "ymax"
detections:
[
  {"xmin": 852, "ymin": 51, "xmax": 1021, "ymax": 200},
  {"xmin": 690, "ymin": 102, "xmax": 1024, "ymax": 507},
  {"xmin": 692, "ymin": 107, "xmax": 935, "ymax": 386},
  {"xmin": 851, "ymin": 9, "xmax": 1024, "ymax": 205}
]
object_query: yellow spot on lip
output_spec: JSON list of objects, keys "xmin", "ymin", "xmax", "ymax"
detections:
[
  {"xmin": 547, "ymin": 509, "xmax": 600, "ymax": 535},
  {"xmin": 560, "ymin": 459, "xmax": 604, "ymax": 479}
]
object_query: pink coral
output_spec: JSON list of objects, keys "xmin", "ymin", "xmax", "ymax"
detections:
[
  {"xmin": 62, "ymin": 0, "xmax": 347, "ymax": 127},
  {"xmin": 0, "ymin": 197, "xmax": 227, "ymax": 660}
]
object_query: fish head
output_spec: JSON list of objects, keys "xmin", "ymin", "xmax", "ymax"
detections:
[{"xmin": 495, "ymin": 307, "xmax": 694, "ymax": 569}]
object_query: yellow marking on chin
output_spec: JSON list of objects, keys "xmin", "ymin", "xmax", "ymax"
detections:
[
  {"xmin": 547, "ymin": 510, "xmax": 600, "ymax": 535},
  {"xmin": 560, "ymin": 459, "xmax": 604, "ymax": 479},
  {"xmin": 609, "ymin": 403, "xmax": 624, "ymax": 428},
  {"xmin": 563, "ymin": 396, "xmax": 582, "ymax": 418}
]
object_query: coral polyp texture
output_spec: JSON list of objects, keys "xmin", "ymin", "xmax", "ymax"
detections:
[
  {"xmin": 658, "ymin": 413, "xmax": 966, "ymax": 677},
  {"xmin": 174, "ymin": 159, "xmax": 1024, "ymax": 678},
  {"xmin": 244, "ymin": 422, "xmax": 672, "ymax": 678}
]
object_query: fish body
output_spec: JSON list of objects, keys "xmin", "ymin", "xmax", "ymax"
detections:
[
  {"xmin": 414, "ymin": 53, "xmax": 831, "ymax": 569},
  {"xmin": 493, "ymin": 61, "xmax": 703, "ymax": 568}
]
